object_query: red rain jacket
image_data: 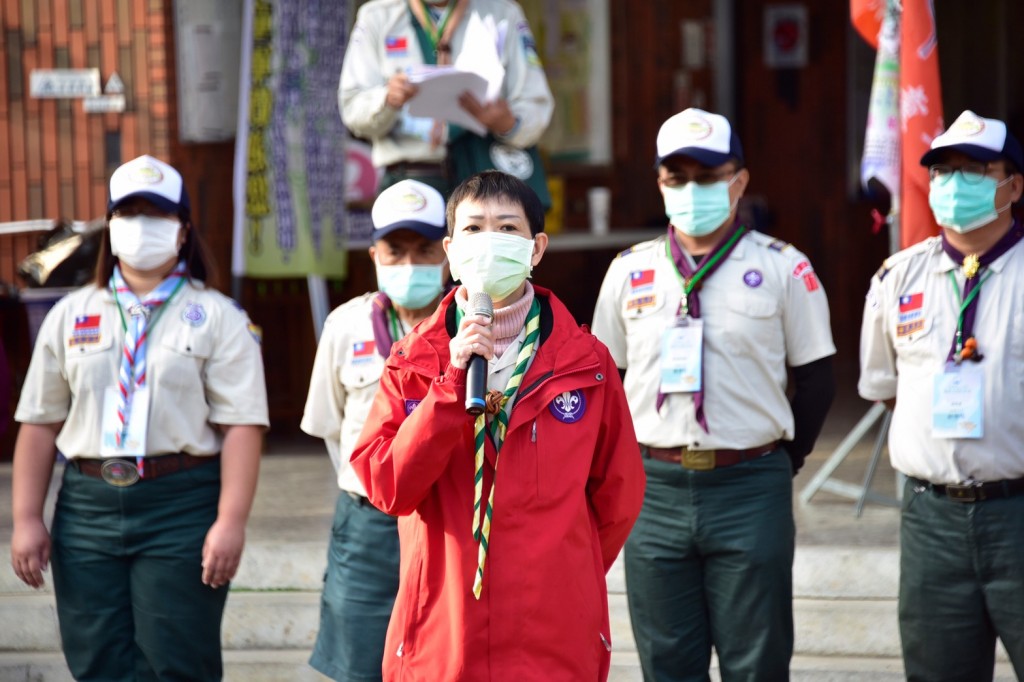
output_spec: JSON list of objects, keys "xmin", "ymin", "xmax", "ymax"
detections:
[{"xmin": 351, "ymin": 287, "xmax": 645, "ymax": 681}]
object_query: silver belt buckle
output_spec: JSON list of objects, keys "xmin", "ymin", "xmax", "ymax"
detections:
[
  {"xmin": 681, "ymin": 449, "xmax": 716, "ymax": 471},
  {"xmin": 100, "ymin": 459, "xmax": 140, "ymax": 487}
]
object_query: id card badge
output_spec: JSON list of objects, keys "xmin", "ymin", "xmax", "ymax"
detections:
[
  {"xmin": 100, "ymin": 386, "xmax": 150, "ymax": 456},
  {"xmin": 932, "ymin": 363, "xmax": 983, "ymax": 439},
  {"xmin": 659, "ymin": 318, "xmax": 703, "ymax": 393}
]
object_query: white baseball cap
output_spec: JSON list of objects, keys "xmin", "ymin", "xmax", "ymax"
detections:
[
  {"xmin": 108, "ymin": 155, "xmax": 190, "ymax": 217},
  {"xmin": 371, "ymin": 179, "xmax": 447, "ymax": 242},
  {"xmin": 921, "ymin": 110, "xmax": 1023, "ymax": 172},
  {"xmin": 656, "ymin": 108, "xmax": 745, "ymax": 167}
]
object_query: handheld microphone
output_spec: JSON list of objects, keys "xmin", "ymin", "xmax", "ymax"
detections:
[{"xmin": 465, "ymin": 291, "xmax": 494, "ymax": 415}]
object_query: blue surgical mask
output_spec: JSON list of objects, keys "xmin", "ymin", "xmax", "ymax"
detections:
[
  {"xmin": 663, "ymin": 177, "xmax": 738, "ymax": 237},
  {"xmin": 929, "ymin": 174, "xmax": 1012, "ymax": 234},
  {"xmin": 375, "ymin": 260, "xmax": 446, "ymax": 309}
]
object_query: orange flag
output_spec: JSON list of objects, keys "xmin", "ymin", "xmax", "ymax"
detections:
[
  {"xmin": 851, "ymin": 0, "xmax": 884, "ymax": 48},
  {"xmin": 898, "ymin": 0, "xmax": 944, "ymax": 248}
]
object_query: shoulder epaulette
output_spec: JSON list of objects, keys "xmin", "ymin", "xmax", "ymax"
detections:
[
  {"xmin": 766, "ymin": 238, "xmax": 791, "ymax": 252},
  {"xmin": 615, "ymin": 238, "xmax": 659, "ymax": 259}
]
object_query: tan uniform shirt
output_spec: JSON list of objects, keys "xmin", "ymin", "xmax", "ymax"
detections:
[
  {"xmin": 859, "ymin": 235, "xmax": 1024, "ymax": 484},
  {"xmin": 302, "ymin": 294, "xmax": 389, "ymax": 495},
  {"xmin": 339, "ymin": 0, "xmax": 554, "ymax": 168},
  {"xmin": 15, "ymin": 283, "xmax": 269, "ymax": 458},
  {"xmin": 592, "ymin": 231, "xmax": 836, "ymax": 450}
]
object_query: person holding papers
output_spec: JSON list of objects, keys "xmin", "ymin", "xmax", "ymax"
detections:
[
  {"xmin": 859, "ymin": 110, "xmax": 1024, "ymax": 682},
  {"xmin": 339, "ymin": 0, "xmax": 553, "ymax": 195}
]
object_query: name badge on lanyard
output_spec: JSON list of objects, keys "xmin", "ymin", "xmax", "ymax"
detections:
[
  {"xmin": 100, "ymin": 386, "xmax": 151, "ymax": 456},
  {"xmin": 659, "ymin": 318, "xmax": 703, "ymax": 393},
  {"xmin": 932, "ymin": 363, "xmax": 983, "ymax": 439}
]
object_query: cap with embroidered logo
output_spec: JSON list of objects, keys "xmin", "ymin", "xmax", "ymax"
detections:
[
  {"xmin": 920, "ymin": 110, "xmax": 1023, "ymax": 173},
  {"xmin": 371, "ymin": 179, "xmax": 447, "ymax": 242},
  {"xmin": 108, "ymin": 155, "xmax": 191, "ymax": 218},
  {"xmin": 656, "ymin": 108, "xmax": 745, "ymax": 168}
]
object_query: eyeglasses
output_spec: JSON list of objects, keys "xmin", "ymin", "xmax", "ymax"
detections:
[
  {"xmin": 659, "ymin": 169, "xmax": 736, "ymax": 188},
  {"xmin": 928, "ymin": 163, "xmax": 1005, "ymax": 186}
]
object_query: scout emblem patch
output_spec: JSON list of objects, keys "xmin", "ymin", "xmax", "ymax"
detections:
[
  {"xmin": 549, "ymin": 389, "xmax": 586, "ymax": 423},
  {"xmin": 897, "ymin": 293, "xmax": 924, "ymax": 336},
  {"xmin": 743, "ymin": 269, "xmax": 763, "ymax": 288},
  {"xmin": 181, "ymin": 302, "xmax": 206, "ymax": 327},
  {"xmin": 70, "ymin": 314, "xmax": 101, "ymax": 345},
  {"xmin": 404, "ymin": 399, "xmax": 422, "ymax": 415}
]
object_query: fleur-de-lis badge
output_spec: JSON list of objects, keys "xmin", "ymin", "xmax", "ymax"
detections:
[
  {"xmin": 962, "ymin": 253, "xmax": 980, "ymax": 279},
  {"xmin": 549, "ymin": 389, "xmax": 586, "ymax": 424}
]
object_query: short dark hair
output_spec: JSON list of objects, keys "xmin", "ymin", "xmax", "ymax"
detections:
[
  {"xmin": 446, "ymin": 170, "xmax": 545, "ymax": 236},
  {"xmin": 92, "ymin": 213, "xmax": 215, "ymax": 288}
]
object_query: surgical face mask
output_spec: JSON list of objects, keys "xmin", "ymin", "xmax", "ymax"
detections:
[
  {"xmin": 446, "ymin": 232, "xmax": 535, "ymax": 302},
  {"xmin": 108, "ymin": 215, "xmax": 182, "ymax": 270},
  {"xmin": 663, "ymin": 176, "xmax": 739, "ymax": 237},
  {"xmin": 375, "ymin": 259, "xmax": 446, "ymax": 309},
  {"xmin": 929, "ymin": 174, "xmax": 1012, "ymax": 234}
]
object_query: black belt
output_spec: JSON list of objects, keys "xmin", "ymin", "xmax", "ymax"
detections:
[
  {"xmin": 345, "ymin": 491, "xmax": 371, "ymax": 507},
  {"xmin": 911, "ymin": 476, "xmax": 1024, "ymax": 502}
]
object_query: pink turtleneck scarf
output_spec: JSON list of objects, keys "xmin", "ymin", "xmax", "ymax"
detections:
[{"xmin": 456, "ymin": 282, "xmax": 535, "ymax": 357}]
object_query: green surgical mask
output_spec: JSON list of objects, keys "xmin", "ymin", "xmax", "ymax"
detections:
[
  {"xmin": 929, "ymin": 174, "xmax": 1012, "ymax": 234},
  {"xmin": 447, "ymin": 232, "xmax": 535, "ymax": 301},
  {"xmin": 375, "ymin": 260, "xmax": 446, "ymax": 309}
]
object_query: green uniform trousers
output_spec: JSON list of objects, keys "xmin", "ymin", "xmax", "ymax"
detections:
[
  {"xmin": 309, "ymin": 491, "xmax": 400, "ymax": 682},
  {"xmin": 899, "ymin": 477, "xmax": 1024, "ymax": 681},
  {"xmin": 51, "ymin": 459, "xmax": 227, "ymax": 681},
  {"xmin": 625, "ymin": 448, "xmax": 794, "ymax": 682}
]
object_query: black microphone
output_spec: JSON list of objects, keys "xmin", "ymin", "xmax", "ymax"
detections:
[{"xmin": 465, "ymin": 291, "xmax": 493, "ymax": 415}]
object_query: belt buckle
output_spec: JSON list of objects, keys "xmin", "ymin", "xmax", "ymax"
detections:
[
  {"xmin": 100, "ymin": 459, "xmax": 140, "ymax": 487},
  {"xmin": 945, "ymin": 483, "xmax": 979, "ymax": 502},
  {"xmin": 681, "ymin": 449, "xmax": 715, "ymax": 471}
]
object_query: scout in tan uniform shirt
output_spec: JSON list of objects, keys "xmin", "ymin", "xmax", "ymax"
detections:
[
  {"xmin": 301, "ymin": 179, "xmax": 449, "ymax": 681},
  {"xmin": 592, "ymin": 108, "xmax": 836, "ymax": 682},
  {"xmin": 859, "ymin": 110, "xmax": 1024, "ymax": 682},
  {"xmin": 10, "ymin": 155, "xmax": 268, "ymax": 682},
  {"xmin": 340, "ymin": 0, "xmax": 553, "ymax": 193}
]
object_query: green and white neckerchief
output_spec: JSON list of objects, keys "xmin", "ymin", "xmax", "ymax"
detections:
[{"xmin": 458, "ymin": 297, "xmax": 541, "ymax": 599}]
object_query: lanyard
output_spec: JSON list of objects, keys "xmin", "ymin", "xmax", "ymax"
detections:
[
  {"xmin": 387, "ymin": 307, "xmax": 405, "ymax": 344},
  {"xmin": 946, "ymin": 268, "xmax": 992, "ymax": 362},
  {"xmin": 664, "ymin": 225, "xmax": 746, "ymax": 317}
]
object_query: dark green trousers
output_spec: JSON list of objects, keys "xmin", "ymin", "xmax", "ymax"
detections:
[
  {"xmin": 309, "ymin": 491, "xmax": 400, "ymax": 682},
  {"xmin": 625, "ymin": 448, "xmax": 794, "ymax": 682},
  {"xmin": 51, "ymin": 460, "xmax": 227, "ymax": 682},
  {"xmin": 899, "ymin": 478, "xmax": 1024, "ymax": 681}
]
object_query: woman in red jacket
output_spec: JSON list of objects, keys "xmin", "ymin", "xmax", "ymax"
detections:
[{"xmin": 351, "ymin": 170, "xmax": 645, "ymax": 681}]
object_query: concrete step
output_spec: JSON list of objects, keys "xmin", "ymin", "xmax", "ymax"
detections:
[{"xmin": 1, "ymin": 651, "xmax": 1018, "ymax": 682}]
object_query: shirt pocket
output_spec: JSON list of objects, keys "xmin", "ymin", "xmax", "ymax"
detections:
[
  {"xmin": 339, "ymin": 354, "xmax": 385, "ymax": 391},
  {"xmin": 154, "ymin": 332, "xmax": 213, "ymax": 393},
  {"xmin": 892, "ymin": 315, "xmax": 936, "ymax": 364},
  {"xmin": 722, "ymin": 292, "xmax": 780, "ymax": 353},
  {"xmin": 64, "ymin": 333, "xmax": 116, "ymax": 388}
]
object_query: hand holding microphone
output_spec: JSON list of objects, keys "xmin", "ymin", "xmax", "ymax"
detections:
[{"xmin": 450, "ymin": 292, "xmax": 494, "ymax": 415}]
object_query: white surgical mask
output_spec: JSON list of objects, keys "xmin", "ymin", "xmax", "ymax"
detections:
[
  {"xmin": 375, "ymin": 258, "xmax": 446, "ymax": 309},
  {"xmin": 109, "ymin": 216, "xmax": 181, "ymax": 271},
  {"xmin": 663, "ymin": 176, "xmax": 739, "ymax": 237},
  {"xmin": 447, "ymin": 232, "xmax": 535, "ymax": 301}
]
